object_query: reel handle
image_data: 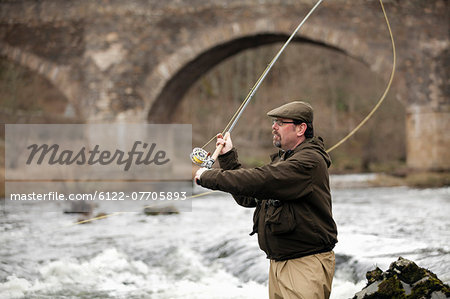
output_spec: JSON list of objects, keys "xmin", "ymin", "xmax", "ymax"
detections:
[
  {"xmin": 208, "ymin": 132, "xmax": 229, "ymax": 167},
  {"xmin": 200, "ymin": 142, "xmax": 223, "ymax": 171},
  {"xmin": 210, "ymin": 143, "xmax": 225, "ymax": 164}
]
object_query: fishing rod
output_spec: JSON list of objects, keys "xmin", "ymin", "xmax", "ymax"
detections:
[
  {"xmin": 190, "ymin": 0, "xmax": 324, "ymax": 169},
  {"xmin": 72, "ymin": 0, "xmax": 395, "ymax": 226}
]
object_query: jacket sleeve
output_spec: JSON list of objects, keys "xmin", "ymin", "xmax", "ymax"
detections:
[
  {"xmin": 199, "ymin": 152, "xmax": 315, "ymax": 201},
  {"xmin": 216, "ymin": 148, "xmax": 257, "ymax": 208}
]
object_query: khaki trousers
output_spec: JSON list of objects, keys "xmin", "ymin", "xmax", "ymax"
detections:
[{"xmin": 269, "ymin": 251, "xmax": 335, "ymax": 299}]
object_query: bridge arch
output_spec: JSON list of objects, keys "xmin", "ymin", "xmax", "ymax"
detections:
[
  {"xmin": 0, "ymin": 42, "xmax": 83, "ymax": 120},
  {"xmin": 144, "ymin": 19, "xmax": 394, "ymax": 123}
]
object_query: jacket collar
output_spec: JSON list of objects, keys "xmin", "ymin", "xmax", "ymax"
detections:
[{"xmin": 272, "ymin": 137, "xmax": 314, "ymax": 160}]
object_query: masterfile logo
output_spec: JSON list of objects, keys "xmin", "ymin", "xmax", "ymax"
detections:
[
  {"xmin": 4, "ymin": 124, "xmax": 193, "ymax": 212},
  {"xmin": 6, "ymin": 124, "xmax": 191, "ymax": 180},
  {"xmin": 26, "ymin": 141, "xmax": 170, "ymax": 171}
]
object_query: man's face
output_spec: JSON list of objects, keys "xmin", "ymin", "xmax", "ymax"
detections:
[{"xmin": 272, "ymin": 118, "xmax": 302, "ymax": 150}]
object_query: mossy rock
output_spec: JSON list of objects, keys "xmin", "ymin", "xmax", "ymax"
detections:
[
  {"xmin": 354, "ymin": 257, "xmax": 450, "ymax": 299},
  {"xmin": 388, "ymin": 257, "xmax": 427, "ymax": 285},
  {"xmin": 377, "ymin": 276, "xmax": 406, "ymax": 298},
  {"xmin": 410, "ymin": 276, "xmax": 450, "ymax": 299},
  {"xmin": 366, "ymin": 267, "xmax": 383, "ymax": 284}
]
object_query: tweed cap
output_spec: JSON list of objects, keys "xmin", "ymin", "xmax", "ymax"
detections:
[{"xmin": 267, "ymin": 101, "xmax": 314, "ymax": 123}]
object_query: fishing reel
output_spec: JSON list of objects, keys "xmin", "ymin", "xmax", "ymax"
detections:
[{"xmin": 190, "ymin": 147, "xmax": 215, "ymax": 169}]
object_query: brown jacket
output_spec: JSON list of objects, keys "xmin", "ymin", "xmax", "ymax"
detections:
[{"xmin": 198, "ymin": 137, "xmax": 338, "ymax": 261}]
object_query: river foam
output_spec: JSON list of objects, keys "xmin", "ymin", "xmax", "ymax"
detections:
[{"xmin": 1, "ymin": 184, "xmax": 448, "ymax": 298}]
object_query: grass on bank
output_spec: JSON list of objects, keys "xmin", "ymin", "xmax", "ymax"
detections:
[{"xmin": 369, "ymin": 171, "xmax": 450, "ymax": 188}]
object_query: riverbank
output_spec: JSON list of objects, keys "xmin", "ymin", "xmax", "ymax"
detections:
[
  {"xmin": 367, "ymin": 171, "xmax": 450, "ymax": 188},
  {"xmin": 328, "ymin": 171, "xmax": 449, "ymax": 189}
]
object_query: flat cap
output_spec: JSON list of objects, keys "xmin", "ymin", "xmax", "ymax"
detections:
[{"xmin": 267, "ymin": 101, "xmax": 314, "ymax": 123}]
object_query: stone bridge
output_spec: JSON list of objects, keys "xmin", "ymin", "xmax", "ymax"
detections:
[{"xmin": 0, "ymin": 0, "xmax": 448, "ymax": 170}]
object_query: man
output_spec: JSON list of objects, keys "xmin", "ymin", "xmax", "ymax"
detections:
[{"xmin": 195, "ymin": 101, "xmax": 338, "ymax": 299}]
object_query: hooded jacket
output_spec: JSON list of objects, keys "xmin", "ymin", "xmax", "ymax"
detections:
[{"xmin": 198, "ymin": 137, "xmax": 338, "ymax": 261}]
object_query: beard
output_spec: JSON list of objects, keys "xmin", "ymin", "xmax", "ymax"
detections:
[{"xmin": 272, "ymin": 132, "xmax": 281, "ymax": 148}]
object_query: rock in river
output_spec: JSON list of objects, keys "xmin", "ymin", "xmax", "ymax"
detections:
[
  {"xmin": 354, "ymin": 257, "xmax": 450, "ymax": 299},
  {"xmin": 143, "ymin": 205, "xmax": 179, "ymax": 216}
]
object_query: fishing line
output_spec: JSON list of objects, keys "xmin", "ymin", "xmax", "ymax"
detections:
[
  {"xmin": 198, "ymin": 0, "xmax": 395, "ymax": 156},
  {"xmin": 68, "ymin": 191, "xmax": 218, "ymax": 225},
  {"xmin": 326, "ymin": 0, "xmax": 396, "ymax": 153},
  {"xmin": 71, "ymin": 0, "xmax": 395, "ymax": 225}
]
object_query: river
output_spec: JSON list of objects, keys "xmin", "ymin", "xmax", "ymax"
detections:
[{"xmin": 1, "ymin": 175, "xmax": 449, "ymax": 298}]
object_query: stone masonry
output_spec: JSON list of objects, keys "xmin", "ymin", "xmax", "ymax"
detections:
[{"xmin": 0, "ymin": 0, "xmax": 448, "ymax": 170}]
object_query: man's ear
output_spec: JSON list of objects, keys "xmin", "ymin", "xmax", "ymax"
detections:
[{"xmin": 296, "ymin": 123, "xmax": 307, "ymax": 136}]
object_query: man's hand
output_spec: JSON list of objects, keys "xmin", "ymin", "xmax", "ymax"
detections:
[
  {"xmin": 194, "ymin": 167, "xmax": 209, "ymax": 184},
  {"xmin": 217, "ymin": 132, "xmax": 233, "ymax": 155},
  {"xmin": 195, "ymin": 132, "xmax": 232, "ymax": 184}
]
